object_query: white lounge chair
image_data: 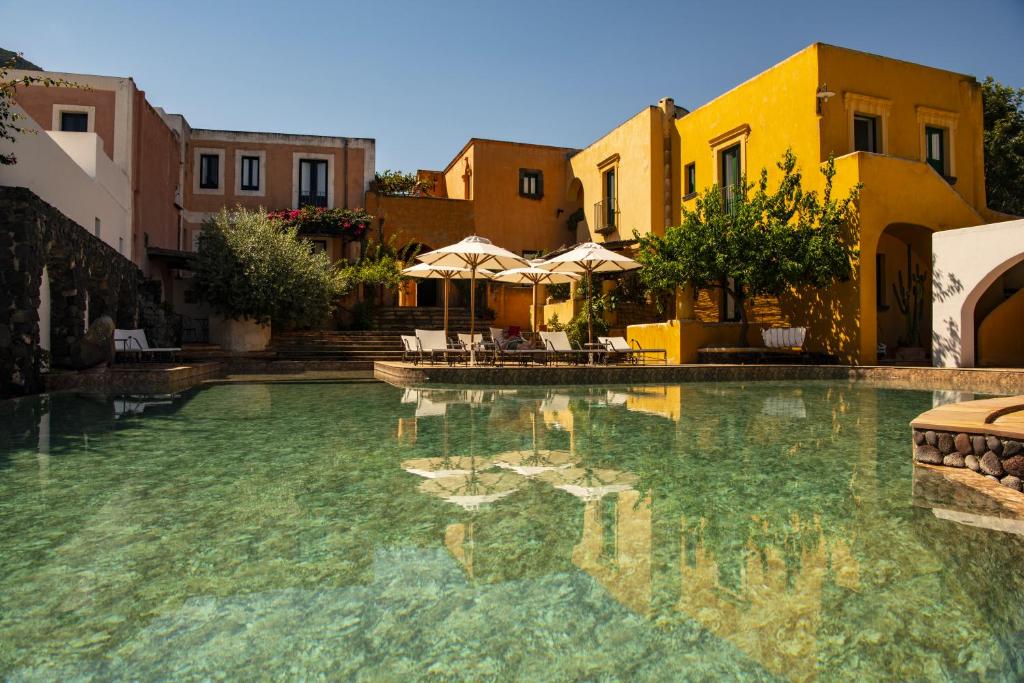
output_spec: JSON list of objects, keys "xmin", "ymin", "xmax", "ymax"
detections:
[
  {"xmin": 415, "ymin": 329, "xmax": 461, "ymax": 365},
  {"xmin": 114, "ymin": 329, "xmax": 181, "ymax": 362},
  {"xmin": 400, "ymin": 335, "xmax": 420, "ymax": 364},
  {"xmin": 599, "ymin": 336, "xmax": 668, "ymax": 365},
  {"xmin": 539, "ymin": 331, "xmax": 587, "ymax": 364}
]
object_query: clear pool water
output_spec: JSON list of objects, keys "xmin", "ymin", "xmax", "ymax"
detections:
[{"xmin": 1, "ymin": 381, "xmax": 1022, "ymax": 681}]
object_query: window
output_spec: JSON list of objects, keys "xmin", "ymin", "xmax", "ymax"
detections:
[
  {"xmin": 719, "ymin": 144, "xmax": 741, "ymax": 213},
  {"xmin": 240, "ymin": 155, "xmax": 260, "ymax": 191},
  {"xmin": 60, "ymin": 111, "xmax": 89, "ymax": 132},
  {"xmin": 853, "ymin": 114, "xmax": 879, "ymax": 153},
  {"xmin": 598, "ymin": 168, "xmax": 616, "ymax": 231},
  {"xmin": 519, "ymin": 169, "xmax": 543, "ymax": 198},
  {"xmin": 199, "ymin": 154, "xmax": 220, "ymax": 189},
  {"xmin": 118, "ymin": 237, "xmax": 124, "ymax": 255},
  {"xmin": 310, "ymin": 239, "xmax": 328, "ymax": 253},
  {"xmin": 94, "ymin": 217, "xmax": 101, "ymax": 239},
  {"xmin": 299, "ymin": 159, "xmax": 328, "ymax": 207},
  {"xmin": 684, "ymin": 162, "xmax": 696, "ymax": 198},
  {"xmin": 925, "ymin": 126, "xmax": 946, "ymax": 176}
]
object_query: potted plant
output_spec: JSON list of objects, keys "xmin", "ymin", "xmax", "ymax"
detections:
[{"xmin": 193, "ymin": 208, "xmax": 345, "ymax": 351}]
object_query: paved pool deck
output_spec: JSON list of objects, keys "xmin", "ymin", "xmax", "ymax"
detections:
[{"xmin": 374, "ymin": 361, "xmax": 1024, "ymax": 393}]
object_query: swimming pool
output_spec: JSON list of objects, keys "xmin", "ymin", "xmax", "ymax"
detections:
[{"xmin": 1, "ymin": 381, "xmax": 1022, "ymax": 680}]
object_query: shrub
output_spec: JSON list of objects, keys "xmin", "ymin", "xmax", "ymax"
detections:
[{"xmin": 194, "ymin": 207, "xmax": 344, "ymax": 327}]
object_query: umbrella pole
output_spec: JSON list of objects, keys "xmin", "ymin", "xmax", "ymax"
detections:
[
  {"xmin": 587, "ymin": 267, "xmax": 594, "ymax": 358},
  {"xmin": 532, "ymin": 280, "xmax": 539, "ymax": 334},
  {"xmin": 443, "ymin": 275, "xmax": 450, "ymax": 340},
  {"xmin": 470, "ymin": 267, "xmax": 476, "ymax": 365}
]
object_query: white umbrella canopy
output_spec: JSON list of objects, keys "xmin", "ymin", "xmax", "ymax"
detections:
[
  {"xmin": 417, "ymin": 236, "xmax": 528, "ymax": 363},
  {"xmin": 491, "ymin": 261, "xmax": 580, "ymax": 333},
  {"xmin": 537, "ymin": 242, "xmax": 639, "ymax": 345},
  {"xmin": 401, "ymin": 263, "xmax": 494, "ymax": 339}
]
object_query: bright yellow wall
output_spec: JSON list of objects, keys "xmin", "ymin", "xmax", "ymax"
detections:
[
  {"xmin": 628, "ymin": 320, "xmax": 767, "ymax": 364},
  {"xmin": 443, "ymin": 144, "xmax": 474, "ymax": 200},
  {"xmin": 977, "ymin": 288, "xmax": 1024, "ymax": 367},
  {"xmin": 677, "ymin": 45, "xmax": 821, "ymax": 207},
  {"xmin": 675, "ymin": 43, "xmax": 989, "ymax": 363},
  {"xmin": 817, "ymin": 43, "xmax": 987, "ymax": 212},
  {"xmin": 568, "ymin": 107, "xmax": 663, "ymax": 242}
]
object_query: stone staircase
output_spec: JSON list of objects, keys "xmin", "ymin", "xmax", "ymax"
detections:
[
  {"xmin": 370, "ymin": 306, "xmax": 489, "ymax": 333},
  {"xmin": 270, "ymin": 330, "xmax": 405, "ymax": 366},
  {"xmin": 270, "ymin": 308, "xmax": 493, "ymax": 369}
]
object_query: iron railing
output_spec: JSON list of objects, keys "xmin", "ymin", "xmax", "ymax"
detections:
[
  {"xmin": 593, "ymin": 198, "xmax": 617, "ymax": 234},
  {"xmin": 298, "ymin": 193, "xmax": 328, "ymax": 208}
]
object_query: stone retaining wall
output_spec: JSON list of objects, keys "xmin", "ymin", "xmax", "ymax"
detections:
[
  {"xmin": 0, "ymin": 187, "xmax": 176, "ymax": 397},
  {"xmin": 914, "ymin": 429, "xmax": 1024, "ymax": 493}
]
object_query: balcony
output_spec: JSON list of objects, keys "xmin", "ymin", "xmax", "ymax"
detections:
[
  {"xmin": 594, "ymin": 198, "xmax": 617, "ymax": 235},
  {"xmin": 299, "ymin": 193, "xmax": 328, "ymax": 208}
]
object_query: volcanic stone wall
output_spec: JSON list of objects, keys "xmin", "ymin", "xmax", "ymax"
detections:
[
  {"xmin": 0, "ymin": 187, "xmax": 144, "ymax": 396},
  {"xmin": 914, "ymin": 429, "xmax": 1024, "ymax": 493}
]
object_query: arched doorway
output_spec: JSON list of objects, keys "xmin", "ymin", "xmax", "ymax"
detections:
[
  {"xmin": 873, "ymin": 223, "xmax": 933, "ymax": 362},
  {"xmin": 970, "ymin": 257, "xmax": 1024, "ymax": 367}
]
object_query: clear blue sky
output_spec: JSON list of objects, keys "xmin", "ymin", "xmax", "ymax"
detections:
[{"xmin": 4, "ymin": 0, "xmax": 1022, "ymax": 172}]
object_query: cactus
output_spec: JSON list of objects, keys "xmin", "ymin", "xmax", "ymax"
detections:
[{"xmin": 892, "ymin": 262, "xmax": 927, "ymax": 347}]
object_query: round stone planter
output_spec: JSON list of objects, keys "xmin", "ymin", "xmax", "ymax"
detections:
[{"xmin": 209, "ymin": 316, "xmax": 271, "ymax": 352}]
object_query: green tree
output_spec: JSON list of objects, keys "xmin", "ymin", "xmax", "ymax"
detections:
[
  {"xmin": 636, "ymin": 150, "xmax": 860, "ymax": 345},
  {"xmin": 982, "ymin": 76, "xmax": 1024, "ymax": 216},
  {"xmin": 373, "ymin": 170, "xmax": 432, "ymax": 196},
  {"xmin": 194, "ymin": 207, "xmax": 344, "ymax": 327},
  {"xmin": 1, "ymin": 53, "xmax": 81, "ymax": 165}
]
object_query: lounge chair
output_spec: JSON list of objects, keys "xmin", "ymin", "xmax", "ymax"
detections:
[
  {"xmin": 457, "ymin": 333, "xmax": 495, "ymax": 365},
  {"xmin": 400, "ymin": 335, "xmax": 420, "ymax": 364},
  {"xmin": 539, "ymin": 331, "xmax": 587, "ymax": 364},
  {"xmin": 114, "ymin": 329, "xmax": 181, "ymax": 362},
  {"xmin": 599, "ymin": 336, "xmax": 668, "ymax": 365},
  {"xmin": 415, "ymin": 329, "xmax": 461, "ymax": 365}
]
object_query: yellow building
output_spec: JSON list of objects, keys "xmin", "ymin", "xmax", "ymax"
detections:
[
  {"xmin": 567, "ymin": 98, "xmax": 684, "ymax": 242},
  {"xmin": 672, "ymin": 43, "xmax": 1006, "ymax": 364}
]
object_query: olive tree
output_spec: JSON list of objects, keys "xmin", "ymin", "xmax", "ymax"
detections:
[
  {"xmin": 636, "ymin": 150, "xmax": 860, "ymax": 345},
  {"xmin": 194, "ymin": 208, "xmax": 344, "ymax": 327}
]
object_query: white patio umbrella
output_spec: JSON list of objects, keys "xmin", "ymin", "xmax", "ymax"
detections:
[
  {"xmin": 491, "ymin": 261, "xmax": 580, "ymax": 333},
  {"xmin": 417, "ymin": 236, "xmax": 527, "ymax": 363},
  {"xmin": 537, "ymin": 242, "xmax": 639, "ymax": 345},
  {"xmin": 401, "ymin": 263, "xmax": 493, "ymax": 340}
]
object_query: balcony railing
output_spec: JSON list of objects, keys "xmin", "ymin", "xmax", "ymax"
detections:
[
  {"xmin": 594, "ymin": 199, "xmax": 617, "ymax": 235},
  {"xmin": 299, "ymin": 193, "xmax": 328, "ymax": 208},
  {"xmin": 721, "ymin": 184, "xmax": 739, "ymax": 215}
]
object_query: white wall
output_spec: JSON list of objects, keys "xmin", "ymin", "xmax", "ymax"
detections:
[
  {"xmin": 0, "ymin": 105, "xmax": 132, "ymax": 257},
  {"xmin": 932, "ymin": 218, "xmax": 1024, "ymax": 367}
]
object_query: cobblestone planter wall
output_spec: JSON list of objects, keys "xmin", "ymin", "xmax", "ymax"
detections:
[
  {"xmin": 914, "ymin": 429, "xmax": 1024, "ymax": 494},
  {"xmin": 0, "ymin": 187, "xmax": 174, "ymax": 397}
]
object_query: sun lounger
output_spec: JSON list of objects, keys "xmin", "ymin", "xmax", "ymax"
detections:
[
  {"xmin": 400, "ymin": 335, "xmax": 420, "ymax": 364},
  {"xmin": 415, "ymin": 329, "xmax": 462, "ymax": 365},
  {"xmin": 599, "ymin": 336, "xmax": 668, "ymax": 365},
  {"xmin": 539, "ymin": 330, "xmax": 590, "ymax": 364},
  {"xmin": 114, "ymin": 329, "xmax": 181, "ymax": 362}
]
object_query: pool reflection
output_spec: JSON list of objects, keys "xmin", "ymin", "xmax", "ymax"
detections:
[{"xmin": 397, "ymin": 383, "xmax": 1024, "ymax": 681}]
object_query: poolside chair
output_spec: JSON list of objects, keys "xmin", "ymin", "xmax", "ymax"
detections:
[
  {"xmin": 400, "ymin": 335, "xmax": 420, "ymax": 364},
  {"xmin": 457, "ymin": 333, "xmax": 494, "ymax": 365},
  {"xmin": 415, "ymin": 329, "xmax": 460, "ymax": 365},
  {"xmin": 599, "ymin": 336, "xmax": 668, "ymax": 365},
  {"xmin": 539, "ymin": 330, "xmax": 584, "ymax": 364},
  {"xmin": 114, "ymin": 329, "xmax": 181, "ymax": 362}
]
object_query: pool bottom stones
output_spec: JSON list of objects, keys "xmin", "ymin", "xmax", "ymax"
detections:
[{"xmin": 914, "ymin": 430, "xmax": 1024, "ymax": 493}]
